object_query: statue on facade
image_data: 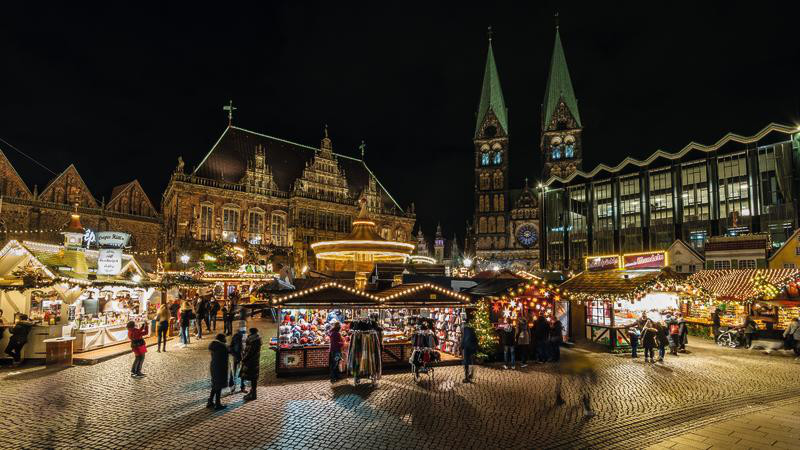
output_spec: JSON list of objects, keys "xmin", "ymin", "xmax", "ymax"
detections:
[{"xmin": 175, "ymin": 156, "xmax": 185, "ymax": 175}]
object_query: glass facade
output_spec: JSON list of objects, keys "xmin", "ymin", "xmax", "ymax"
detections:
[{"xmin": 542, "ymin": 137, "xmax": 798, "ymax": 270}]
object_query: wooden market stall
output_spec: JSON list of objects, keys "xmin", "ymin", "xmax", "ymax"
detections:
[
  {"xmin": 560, "ymin": 269, "xmax": 688, "ymax": 350},
  {"xmin": 683, "ymin": 269, "xmax": 800, "ymax": 339},
  {"xmin": 269, "ymin": 280, "xmax": 471, "ymax": 376}
]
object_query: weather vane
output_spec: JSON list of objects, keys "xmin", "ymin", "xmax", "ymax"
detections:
[
  {"xmin": 487, "ymin": 26, "xmax": 493, "ymax": 42},
  {"xmin": 359, "ymin": 140, "xmax": 366, "ymax": 159},
  {"xmin": 223, "ymin": 100, "xmax": 237, "ymax": 126}
]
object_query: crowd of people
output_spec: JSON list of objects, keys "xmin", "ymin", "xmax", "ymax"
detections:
[
  {"xmin": 496, "ymin": 315, "xmax": 565, "ymax": 369},
  {"xmin": 627, "ymin": 312, "xmax": 688, "ymax": 363}
]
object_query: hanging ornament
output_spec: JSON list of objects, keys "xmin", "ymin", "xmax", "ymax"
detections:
[{"xmin": 510, "ymin": 300, "xmax": 517, "ymax": 308}]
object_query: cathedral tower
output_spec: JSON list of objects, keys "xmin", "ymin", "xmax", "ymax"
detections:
[
  {"xmin": 541, "ymin": 25, "xmax": 582, "ymax": 180},
  {"xmin": 474, "ymin": 31, "xmax": 510, "ymax": 255}
]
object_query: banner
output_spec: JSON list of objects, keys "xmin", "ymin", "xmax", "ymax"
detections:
[
  {"xmin": 96, "ymin": 231, "xmax": 131, "ymax": 248},
  {"xmin": 97, "ymin": 248, "xmax": 123, "ymax": 275},
  {"xmin": 623, "ymin": 252, "xmax": 665, "ymax": 270},
  {"xmin": 586, "ymin": 255, "xmax": 620, "ymax": 271}
]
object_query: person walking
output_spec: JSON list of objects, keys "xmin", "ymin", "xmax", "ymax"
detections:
[
  {"xmin": 328, "ymin": 321, "xmax": 344, "ymax": 383},
  {"xmin": 555, "ymin": 349, "xmax": 598, "ymax": 418},
  {"xmin": 515, "ymin": 316, "xmax": 531, "ymax": 368},
  {"xmin": 711, "ymin": 308, "xmax": 722, "ymax": 343},
  {"xmin": 179, "ymin": 300, "xmax": 193, "ymax": 347},
  {"xmin": 196, "ymin": 297, "xmax": 209, "ymax": 338},
  {"xmin": 208, "ymin": 297, "xmax": 221, "ymax": 331},
  {"xmin": 656, "ymin": 321, "xmax": 669, "ymax": 362},
  {"xmin": 549, "ymin": 318, "xmax": 564, "ymax": 362},
  {"xmin": 743, "ymin": 314, "xmax": 757, "ymax": 349},
  {"xmin": 223, "ymin": 301, "xmax": 235, "ymax": 336},
  {"xmin": 499, "ymin": 318, "xmax": 516, "ymax": 369},
  {"xmin": 127, "ymin": 321, "xmax": 148, "ymax": 377},
  {"xmin": 667, "ymin": 316, "xmax": 680, "ymax": 355},
  {"xmin": 460, "ymin": 311, "xmax": 479, "ymax": 383},
  {"xmin": 228, "ymin": 325, "xmax": 247, "ymax": 394},
  {"xmin": 4, "ymin": 314, "xmax": 33, "ymax": 364},
  {"xmin": 677, "ymin": 313, "xmax": 689, "ymax": 352},
  {"xmin": 241, "ymin": 328, "xmax": 262, "ymax": 401},
  {"xmin": 533, "ymin": 315, "xmax": 550, "ymax": 363},
  {"xmin": 641, "ymin": 320, "xmax": 658, "ymax": 363},
  {"xmin": 156, "ymin": 303, "xmax": 170, "ymax": 352},
  {"xmin": 782, "ymin": 317, "xmax": 800, "ymax": 357},
  {"xmin": 207, "ymin": 334, "xmax": 229, "ymax": 410}
]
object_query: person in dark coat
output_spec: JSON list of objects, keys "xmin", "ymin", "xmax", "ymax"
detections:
[
  {"xmin": 228, "ymin": 326, "xmax": 246, "ymax": 393},
  {"xmin": 641, "ymin": 320, "xmax": 658, "ymax": 363},
  {"xmin": 549, "ymin": 319, "xmax": 564, "ymax": 362},
  {"xmin": 677, "ymin": 313, "xmax": 689, "ymax": 352},
  {"xmin": 711, "ymin": 308, "xmax": 722, "ymax": 343},
  {"xmin": 4, "ymin": 314, "xmax": 33, "ymax": 363},
  {"xmin": 222, "ymin": 301, "xmax": 234, "ymax": 336},
  {"xmin": 208, "ymin": 297, "xmax": 221, "ymax": 331},
  {"xmin": 460, "ymin": 310, "xmax": 479, "ymax": 383},
  {"xmin": 207, "ymin": 334, "xmax": 229, "ymax": 410},
  {"xmin": 656, "ymin": 321, "xmax": 669, "ymax": 362},
  {"xmin": 196, "ymin": 297, "xmax": 209, "ymax": 337},
  {"xmin": 328, "ymin": 321, "xmax": 344, "ymax": 383},
  {"xmin": 241, "ymin": 328, "xmax": 262, "ymax": 401},
  {"xmin": 499, "ymin": 318, "xmax": 516, "ymax": 369},
  {"xmin": 533, "ymin": 315, "xmax": 550, "ymax": 363},
  {"xmin": 743, "ymin": 315, "xmax": 757, "ymax": 349}
]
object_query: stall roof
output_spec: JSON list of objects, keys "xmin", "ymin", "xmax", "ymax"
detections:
[
  {"xmin": 688, "ymin": 269, "xmax": 800, "ymax": 302},
  {"xmin": 560, "ymin": 269, "xmax": 686, "ymax": 296},
  {"xmin": 464, "ymin": 278, "xmax": 527, "ymax": 296},
  {"xmin": 272, "ymin": 281, "xmax": 378, "ymax": 308},
  {"xmin": 375, "ymin": 282, "xmax": 472, "ymax": 306}
]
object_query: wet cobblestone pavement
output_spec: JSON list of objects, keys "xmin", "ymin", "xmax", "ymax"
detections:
[{"xmin": 1, "ymin": 323, "xmax": 799, "ymax": 449}]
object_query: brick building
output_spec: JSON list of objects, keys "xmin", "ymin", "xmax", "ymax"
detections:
[
  {"xmin": 161, "ymin": 125, "xmax": 415, "ymax": 273},
  {"xmin": 0, "ymin": 150, "xmax": 161, "ymax": 267}
]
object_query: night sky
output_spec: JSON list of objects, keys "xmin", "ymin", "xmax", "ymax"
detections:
[{"xmin": 2, "ymin": 3, "xmax": 799, "ymax": 243}]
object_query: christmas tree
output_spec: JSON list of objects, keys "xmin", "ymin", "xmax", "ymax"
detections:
[{"xmin": 470, "ymin": 299, "xmax": 498, "ymax": 359}]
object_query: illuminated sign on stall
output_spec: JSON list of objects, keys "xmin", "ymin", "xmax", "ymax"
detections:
[
  {"xmin": 622, "ymin": 251, "xmax": 666, "ymax": 270},
  {"xmin": 586, "ymin": 255, "xmax": 620, "ymax": 271}
]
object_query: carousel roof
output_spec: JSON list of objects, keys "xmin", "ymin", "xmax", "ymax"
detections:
[
  {"xmin": 310, "ymin": 196, "xmax": 414, "ymax": 261},
  {"xmin": 687, "ymin": 269, "xmax": 800, "ymax": 301}
]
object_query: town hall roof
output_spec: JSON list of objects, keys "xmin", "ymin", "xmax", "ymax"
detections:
[{"xmin": 193, "ymin": 126, "xmax": 403, "ymax": 213}]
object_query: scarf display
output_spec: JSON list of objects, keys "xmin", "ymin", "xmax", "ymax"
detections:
[{"xmin": 347, "ymin": 330, "xmax": 382, "ymax": 380}]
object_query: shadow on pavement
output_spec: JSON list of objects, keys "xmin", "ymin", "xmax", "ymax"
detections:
[{"xmin": 2, "ymin": 365, "xmax": 72, "ymax": 381}]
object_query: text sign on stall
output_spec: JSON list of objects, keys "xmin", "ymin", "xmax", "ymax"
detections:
[
  {"xmin": 623, "ymin": 252, "xmax": 666, "ymax": 270},
  {"xmin": 96, "ymin": 231, "xmax": 131, "ymax": 248},
  {"xmin": 586, "ymin": 255, "xmax": 620, "ymax": 271},
  {"xmin": 97, "ymin": 248, "xmax": 123, "ymax": 275}
]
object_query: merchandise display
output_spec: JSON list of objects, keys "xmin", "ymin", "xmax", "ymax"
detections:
[
  {"xmin": 432, "ymin": 308, "xmax": 464, "ymax": 356},
  {"xmin": 347, "ymin": 319, "xmax": 382, "ymax": 383}
]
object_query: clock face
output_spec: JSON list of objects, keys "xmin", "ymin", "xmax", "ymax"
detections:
[{"xmin": 516, "ymin": 224, "xmax": 538, "ymax": 248}]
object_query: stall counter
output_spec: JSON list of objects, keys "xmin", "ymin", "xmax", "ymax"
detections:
[
  {"xmin": 273, "ymin": 340, "xmax": 414, "ymax": 376},
  {"xmin": 73, "ymin": 324, "xmax": 151, "ymax": 353}
]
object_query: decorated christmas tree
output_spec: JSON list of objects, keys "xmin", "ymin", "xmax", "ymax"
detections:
[{"xmin": 470, "ymin": 299, "xmax": 498, "ymax": 359}]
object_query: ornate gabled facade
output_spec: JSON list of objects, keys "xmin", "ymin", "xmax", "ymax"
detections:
[
  {"xmin": 162, "ymin": 125, "xmax": 415, "ymax": 274},
  {"xmin": 472, "ymin": 35, "xmax": 539, "ymax": 270},
  {"xmin": 541, "ymin": 26, "xmax": 583, "ymax": 181},
  {"xmin": 0, "ymin": 152, "xmax": 161, "ymax": 267}
]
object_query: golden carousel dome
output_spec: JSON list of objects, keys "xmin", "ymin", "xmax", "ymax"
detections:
[{"xmin": 311, "ymin": 195, "xmax": 414, "ymax": 264}]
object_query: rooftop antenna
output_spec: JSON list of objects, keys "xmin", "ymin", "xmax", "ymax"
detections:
[{"xmin": 223, "ymin": 100, "xmax": 237, "ymax": 127}]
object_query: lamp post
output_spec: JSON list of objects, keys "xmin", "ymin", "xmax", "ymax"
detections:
[{"xmin": 180, "ymin": 254, "xmax": 190, "ymax": 272}]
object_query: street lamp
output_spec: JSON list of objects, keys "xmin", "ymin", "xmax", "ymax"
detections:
[
  {"xmin": 131, "ymin": 274, "xmax": 142, "ymax": 284},
  {"xmin": 463, "ymin": 257, "xmax": 473, "ymax": 268},
  {"xmin": 180, "ymin": 254, "xmax": 190, "ymax": 272}
]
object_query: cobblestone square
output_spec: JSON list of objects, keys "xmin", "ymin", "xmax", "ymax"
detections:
[{"xmin": 1, "ymin": 322, "xmax": 799, "ymax": 449}]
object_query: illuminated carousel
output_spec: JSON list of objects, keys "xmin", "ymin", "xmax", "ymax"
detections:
[{"xmin": 311, "ymin": 195, "xmax": 415, "ymax": 274}]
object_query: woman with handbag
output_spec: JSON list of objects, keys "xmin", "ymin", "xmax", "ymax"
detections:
[{"xmin": 127, "ymin": 321, "xmax": 148, "ymax": 378}]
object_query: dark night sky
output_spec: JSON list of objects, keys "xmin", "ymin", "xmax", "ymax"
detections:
[{"xmin": 2, "ymin": 3, "xmax": 799, "ymax": 243}]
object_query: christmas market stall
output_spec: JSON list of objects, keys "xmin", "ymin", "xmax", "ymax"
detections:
[
  {"xmin": 560, "ymin": 256, "xmax": 688, "ymax": 350},
  {"xmin": 683, "ymin": 269, "xmax": 800, "ymax": 339},
  {"xmin": 269, "ymin": 280, "xmax": 471, "ymax": 376},
  {"xmin": 0, "ymin": 238, "xmax": 151, "ymax": 359},
  {"xmin": 482, "ymin": 277, "xmax": 571, "ymax": 341}
]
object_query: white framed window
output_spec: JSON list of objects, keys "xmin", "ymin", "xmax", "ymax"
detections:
[
  {"xmin": 222, "ymin": 206, "xmax": 240, "ymax": 243},
  {"xmin": 737, "ymin": 260, "xmax": 756, "ymax": 269},
  {"xmin": 784, "ymin": 263, "xmax": 796, "ymax": 268},
  {"xmin": 675, "ymin": 265, "xmax": 683, "ymax": 273},
  {"xmin": 271, "ymin": 211, "xmax": 287, "ymax": 247},
  {"xmin": 200, "ymin": 203, "xmax": 214, "ymax": 241},
  {"xmin": 689, "ymin": 264, "xmax": 697, "ymax": 273},
  {"xmin": 713, "ymin": 260, "xmax": 731, "ymax": 270},
  {"xmin": 248, "ymin": 209, "xmax": 265, "ymax": 244}
]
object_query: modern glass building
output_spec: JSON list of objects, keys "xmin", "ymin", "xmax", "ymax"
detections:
[{"xmin": 541, "ymin": 124, "xmax": 800, "ymax": 270}]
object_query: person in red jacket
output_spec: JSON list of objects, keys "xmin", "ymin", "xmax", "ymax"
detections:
[
  {"xmin": 328, "ymin": 321, "xmax": 344, "ymax": 383},
  {"xmin": 127, "ymin": 321, "xmax": 148, "ymax": 378}
]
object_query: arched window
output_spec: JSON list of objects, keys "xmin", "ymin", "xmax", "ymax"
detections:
[
  {"xmin": 478, "ymin": 217, "xmax": 487, "ymax": 233},
  {"xmin": 488, "ymin": 217, "xmax": 496, "ymax": 233},
  {"xmin": 493, "ymin": 152, "xmax": 502, "ymax": 165},
  {"xmin": 478, "ymin": 196, "xmax": 485, "ymax": 212},
  {"xmin": 270, "ymin": 211, "xmax": 287, "ymax": 246},
  {"xmin": 498, "ymin": 195, "xmax": 504, "ymax": 211},
  {"xmin": 497, "ymin": 216, "xmax": 505, "ymax": 232},
  {"xmin": 565, "ymin": 144, "xmax": 574, "ymax": 158},
  {"xmin": 481, "ymin": 153, "xmax": 489, "ymax": 166},
  {"xmin": 248, "ymin": 208, "xmax": 265, "ymax": 244},
  {"xmin": 394, "ymin": 228, "xmax": 405, "ymax": 242},
  {"xmin": 493, "ymin": 171, "xmax": 503, "ymax": 189},
  {"xmin": 381, "ymin": 227, "xmax": 390, "ymax": 239},
  {"xmin": 552, "ymin": 145, "xmax": 562, "ymax": 160}
]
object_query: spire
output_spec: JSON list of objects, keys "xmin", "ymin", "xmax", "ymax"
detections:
[
  {"xmin": 543, "ymin": 24, "xmax": 581, "ymax": 129},
  {"xmin": 320, "ymin": 124, "xmax": 333, "ymax": 157},
  {"xmin": 475, "ymin": 27, "xmax": 508, "ymax": 138},
  {"xmin": 435, "ymin": 222, "xmax": 443, "ymax": 238}
]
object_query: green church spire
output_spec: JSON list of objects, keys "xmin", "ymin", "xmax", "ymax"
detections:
[
  {"xmin": 543, "ymin": 26, "xmax": 581, "ymax": 129},
  {"xmin": 475, "ymin": 29, "xmax": 508, "ymax": 138}
]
